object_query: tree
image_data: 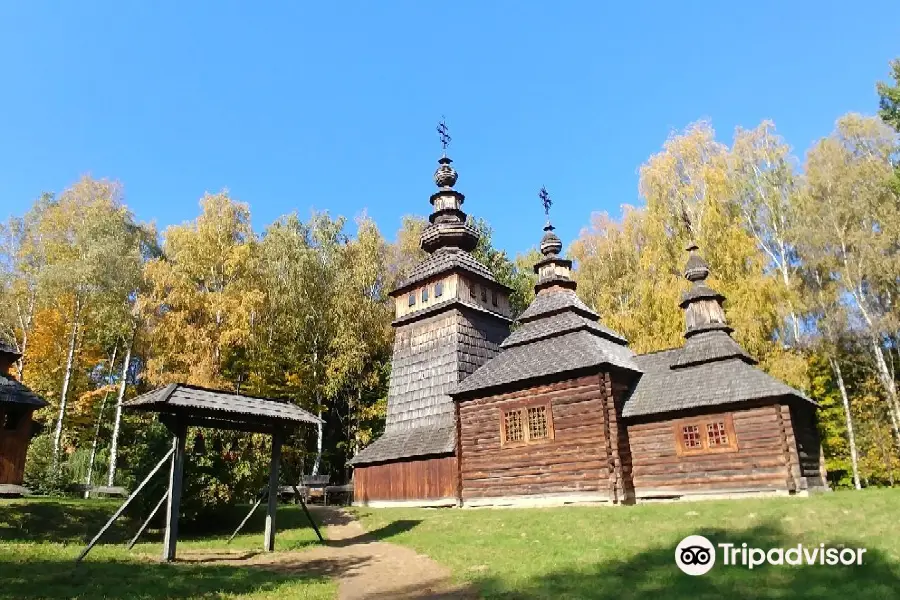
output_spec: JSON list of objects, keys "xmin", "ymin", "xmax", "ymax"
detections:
[
  {"xmin": 36, "ymin": 177, "xmax": 148, "ymax": 465},
  {"xmin": 877, "ymin": 58, "xmax": 900, "ymax": 132},
  {"xmin": 730, "ymin": 122, "xmax": 804, "ymax": 345},
  {"xmin": 141, "ymin": 191, "xmax": 262, "ymax": 388},
  {"xmin": 798, "ymin": 114, "xmax": 900, "ymax": 451}
]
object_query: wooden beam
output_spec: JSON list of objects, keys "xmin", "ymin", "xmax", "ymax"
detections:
[
  {"xmin": 127, "ymin": 488, "xmax": 169, "ymax": 550},
  {"xmin": 162, "ymin": 424, "xmax": 187, "ymax": 562},
  {"xmin": 75, "ymin": 445, "xmax": 174, "ymax": 563},
  {"xmin": 264, "ymin": 429, "xmax": 282, "ymax": 552},
  {"xmin": 228, "ymin": 487, "xmax": 267, "ymax": 543}
]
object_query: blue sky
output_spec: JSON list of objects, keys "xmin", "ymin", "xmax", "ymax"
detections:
[{"xmin": 1, "ymin": 2, "xmax": 897, "ymax": 255}]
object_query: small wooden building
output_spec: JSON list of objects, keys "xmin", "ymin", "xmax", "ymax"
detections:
[{"xmin": 0, "ymin": 342, "xmax": 48, "ymax": 494}]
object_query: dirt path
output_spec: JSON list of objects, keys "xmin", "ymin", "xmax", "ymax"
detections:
[{"xmin": 178, "ymin": 507, "xmax": 478, "ymax": 600}]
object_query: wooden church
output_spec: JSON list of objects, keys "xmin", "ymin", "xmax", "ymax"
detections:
[{"xmin": 350, "ymin": 139, "xmax": 827, "ymax": 507}]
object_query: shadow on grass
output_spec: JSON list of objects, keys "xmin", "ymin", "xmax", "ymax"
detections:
[
  {"xmin": 323, "ymin": 518, "xmax": 423, "ymax": 548},
  {"xmin": 0, "ymin": 499, "xmax": 132, "ymax": 543},
  {"xmin": 0, "ymin": 499, "xmax": 324, "ymax": 547},
  {"xmin": 463, "ymin": 522, "xmax": 900, "ymax": 600},
  {"xmin": 0, "ymin": 556, "xmax": 338, "ymax": 600}
]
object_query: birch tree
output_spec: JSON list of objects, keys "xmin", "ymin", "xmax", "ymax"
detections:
[
  {"xmin": 731, "ymin": 122, "xmax": 803, "ymax": 345},
  {"xmin": 799, "ymin": 114, "xmax": 900, "ymax": 450}
]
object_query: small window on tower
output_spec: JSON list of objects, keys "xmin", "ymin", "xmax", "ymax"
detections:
[
  {"xmin": 469, "ymin": 283, "xmax": 476, "ymax": 298},
  {"xmin": 481, "ymin": 286, "xmax": 487, "ymax": 302},
  {"xmin": 408, "ymin": 293, "xmax": 416, "ymax": 307},
  {"xmin": 435, "ymin": 281, "xmax": 444, "ymax": 297},
  {"xmin": 491, "ymin": 291, "xmax": 498, "ymax": 307},
  {"xmin": 422, "ymin": 286, "xmax": 429, "ymax": 302}
]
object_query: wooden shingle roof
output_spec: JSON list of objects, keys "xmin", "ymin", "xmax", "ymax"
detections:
[
  {"xmin": 391, "ymin": 247, "xmax": 508, "ymax": 295},
  {"xmin": 124, "ymin": 383, "xmax": 323, "ymax": 427},
  {"xmin": 452, "ymin": 289, "xmax": 639, "ymax": 398},
  {"xmin": 622, "ymin": 334, "xmax": 813, "ymax": 418},
  {"xmin": 0, "ymin": 374, "xmax": 48, "ymax": 408}
]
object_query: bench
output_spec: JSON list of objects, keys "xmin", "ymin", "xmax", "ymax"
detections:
[{"xmin": 324, "ymin": 483, "xmax": 353, "ymax": 506}]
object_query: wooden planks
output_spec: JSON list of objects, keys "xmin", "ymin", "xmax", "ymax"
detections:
[
  {"xmin": 627, "ymin": 404, "xmax": 794, "ymax": 496},
  {"xmin": 0, "ymin": 408, "xmax": 34, "ymax": 485},
  {"xmin": 354, "ymin": 455, "xmax": 457, "ymax": 502},
  {"xmin": 459, "ymin": 374, "xmax": 614, "ymax": 501}
]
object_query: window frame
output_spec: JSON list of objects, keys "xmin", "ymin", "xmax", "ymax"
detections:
[
  {"xmin": 481, "ymin": 286, "xmax": 488, "ymax": 302},
  {"xmin": 408, "ymin": 292, "xmax": 416, "ymax": 307},
  {"xmin": 674, "ymin": 414, "xmax": 738, "ymax": 456},
  {"xmin": 422, "ymin": 286, "xmax": 429, "ymax": 302},
  {"xmin": 491, "ymin": 290, "xmax": 498, "ymax": 307},
  {"xmin": 499, "ymin": 401, "xmax": 555, "ymax": 448},
  {"xmin": 435, "ymin": 281, "xmax": 443, "ymax": 297}
]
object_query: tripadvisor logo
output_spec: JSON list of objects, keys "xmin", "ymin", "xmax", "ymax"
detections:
[{"xmin": 675, "ymin": 535, "xmax": 867, "ymax": 576}]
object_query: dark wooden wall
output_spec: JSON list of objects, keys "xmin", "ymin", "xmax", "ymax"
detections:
[
  {"xmin": 627, "ymin": 404, "xmax": 797, "ymax": 497},
  {"xmin": 353, "ymin": 455, "xmax": 457, "ymax": 503},
  {"xmin": 0, "ymin": 407, "xmax": 34, "ymax": 485},
  {"xmin": 787, "ymin": 403, "xmax": 827, "ymax": 489},
  {"xmin": 459, "ymin": 374, "xmax": 624, "ymax": 502}
]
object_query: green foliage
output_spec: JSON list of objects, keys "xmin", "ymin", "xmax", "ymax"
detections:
[
  {"xmin": 23, "ymin": 434, "xmax": 70, "ymax": 495},
  {"xmin": 877, "ymin": 58, "xmax": 900, "ymax": 132}
]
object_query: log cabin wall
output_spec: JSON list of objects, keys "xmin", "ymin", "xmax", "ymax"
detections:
[
  {"xmin": 459, "ymin": 373, "xmax": 621, "ymax": 505},
  {"xmin": 627, "ymin": 404, "xmax": 797, "ymax": 498},
  {"xmin": 353, "ymin": 455, "xmax": 458, "ymax": 505},
  {"xmin": 0, "ymin": 407, "xmax": 33, "ymax": 485},
  {"xmin": 787, "ymin": 403, "xmax": 828, "ymax": 489}
]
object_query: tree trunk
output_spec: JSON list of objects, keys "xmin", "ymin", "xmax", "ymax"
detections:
[
  {"xmin": 870, "ymin": 338, "xmax": 900, "ymax": 451},
  {"xmin": 829, "ymin": 357, "xmax": 861, "ymax": 490},
  {"xmin": 52, "ymin": 297, "xmax": 81, "ymax": 466},
  {"xmin": 85, "ymin": 345, "xmax": 118, "ymax": 498},
  {"xmin": 107, "ymin": 328, "xmax": 135, "ymax": 487}
]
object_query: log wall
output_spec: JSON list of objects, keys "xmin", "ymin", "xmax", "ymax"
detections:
[
  {"xmin": 0, "ymin": 407, "xmax": 33, "ymax": 485},
  {"xmin": 459, "ymin": 374, "xmax": 618, "ymax": 502},
  {"xmin": 353, "ymin": 455, "xmax": 458, "ymax": 503},
  {"xmin": 628, "ymin": 404, "xmax": 796, "ymax": 497}
]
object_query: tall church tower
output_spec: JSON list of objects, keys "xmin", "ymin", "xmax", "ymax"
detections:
[{"xmin": 351, "ymin": 124, "xmax": 512, "ymax": 506}]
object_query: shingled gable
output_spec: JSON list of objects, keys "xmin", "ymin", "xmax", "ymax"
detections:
[
  {"xmin": 622, "ymin": 242, "xmax": 813, "ymax": 418},
  {"xmin": 351, "ymin": 141, "xmax": 511, "ymax": 466},
  {"xmin": 452, "ymin": 218, "xmax": 640, "ymax": 399},
  {"xmin": 0, "ymin": 342, "xmax": 47, "ymax": 408}
]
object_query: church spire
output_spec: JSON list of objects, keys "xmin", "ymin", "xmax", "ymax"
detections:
[
  {"xmin": 420, "ymin": 118, "xmax": 480, "ymax": 253},
  {"xmin": 533, "ymin": 187, "xmax": 576, "ymax": 293},
  {"xmin": 679, "ymin": 241, "xmax": 730, "ymax": 338}
]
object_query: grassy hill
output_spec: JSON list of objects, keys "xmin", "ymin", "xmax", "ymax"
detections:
[{"xmin": 354, "ymin": 489, "xmax": 900, "ymax": 599}]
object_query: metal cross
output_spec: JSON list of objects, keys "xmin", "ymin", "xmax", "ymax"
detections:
[
  {"xmin": 437, "ymin": 117, "xmax": 451, "ymax": 153},
  {"xmin": 539, "ymin": 186, "xmax": 552, "ymax": 216}
]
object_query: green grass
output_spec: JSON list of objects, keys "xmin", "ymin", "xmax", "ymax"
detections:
[
  {"xmin": 0, "ymin": 498, "xmax": 335, "ymax": 599},
  {"xmin": 354, "ymin": 489, "xmax": 900, "ymax": 599}
]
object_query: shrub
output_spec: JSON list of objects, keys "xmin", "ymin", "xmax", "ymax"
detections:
[{"xmin": 23, "ymin": 434, "xmax": 71, "ymax": 495}]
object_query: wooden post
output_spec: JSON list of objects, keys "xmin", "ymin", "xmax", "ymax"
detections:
[
  {"xmin": 228, "ymin": 487, "xmax": 268, "ymax": 543},
  {"xmin": 264, "ymin": 429, "xmax": 282, "ymax": 552},
  {"xmin": 127, "ymin": 488, "xmax": 169, "ymax": 550},
  {"xmin": 75, "ymin": 445, "xmax": 175, "ymax": 563},
  {"xmin": 162, "ymin": 423, "xmax": 187, "ymax": 562}
]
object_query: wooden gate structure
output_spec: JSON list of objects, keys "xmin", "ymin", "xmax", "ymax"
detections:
[{"xmin": 76, "ymin": 383, "xmax": 324, "ymax": 563}]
